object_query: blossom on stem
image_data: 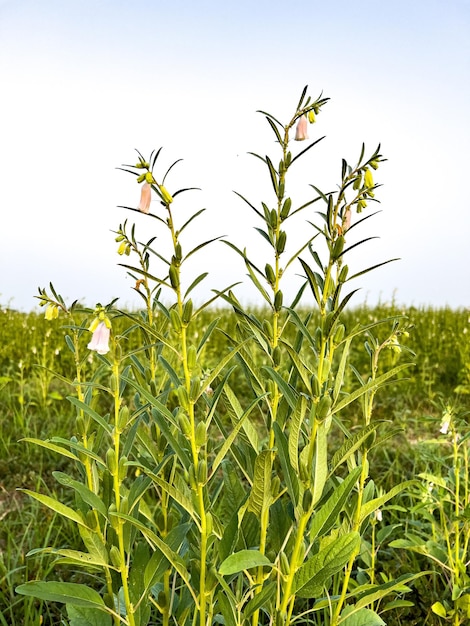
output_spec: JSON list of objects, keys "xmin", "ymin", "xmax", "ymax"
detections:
[
  {"xmin": 295, "ymin": 115, "xmax": 308, "ymax": 141},
  {"xmin": 87, "ymin": 321, "xmax": 111, "ymax": 355},
  {"xmin": 138, "ymin": 182, "xmax": 152, "ymax": 214},
  {"xmin": 439, "ymin": 406, "xmax": 452, "ymax": 434},
  {"xmin": 44, "ymin": 303, "xmax": 59, "ymax": 321}
]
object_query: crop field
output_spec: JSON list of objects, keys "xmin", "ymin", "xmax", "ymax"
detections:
[{"xmin": 0, "ymin": 303, "xmax": 469, "ymax": 625}]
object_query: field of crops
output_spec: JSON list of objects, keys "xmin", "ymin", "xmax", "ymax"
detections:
[{"xmin": 0, "ymin": 302, "xmax": 469, "ymax": 625}]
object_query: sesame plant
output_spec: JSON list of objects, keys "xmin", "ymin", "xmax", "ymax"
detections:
[
  {"xmin": 391, "ymin": 403, "xmax": 470, "ymax": 625},
  {"xmin": 16, "ymin": 86, "xmax": 422, "ymax": 626}
]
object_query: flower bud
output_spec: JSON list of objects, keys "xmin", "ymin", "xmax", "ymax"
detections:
[
  {"xmin": 138, "ymin": 182, "xmax": 152, "ymax": 214},
  {"xmin": 364, "ymin": 168, "xmax": 374, "ymax": 188},
  {"xmin": 159, "ymin": 185, "xmax": 173, "ymax": 204},
  {"xmin": 295, "ymin": 115, "xmax": 308, "ymax": 141}
]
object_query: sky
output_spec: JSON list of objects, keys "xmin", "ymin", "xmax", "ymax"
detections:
[{"xmin": 1, "ymin": 0, "xmax": 469, "ymax": 311}]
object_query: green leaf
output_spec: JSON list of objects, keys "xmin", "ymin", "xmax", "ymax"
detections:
[
  {"xmin": 20, "ymin": 437, "xmax": 80, "ymax": 462},
  {"xmin": 261, "ymin": 366, "xmax": 298, "ymax": 411},
  {"xmin": 312, "ymin": 420, "xmax": 328, "ymax": 506},
  {"xmin": 67, "ymin": 605, "xmax": 112, "ymax": 626},
  {"xmin": 273, "ymin": 422, "xmax": 299, "ymax": 506},
  {"xmin": 329, "ymin": 424, "xmax": 381, "ymax": 475},
  {"xmin": 431, "ymin": 601, "xmax": 447, "ymax": 617},
  {"xmin": 339, "ymin": 606, "xmax": 386, "ymax": 626},
  {"xmin": 293, "ymin": 531, "xmax": 360, "ymax": 598},
  {"xmin": 360, "ymin": 481, "xmax": 416, "ymax": 522},
  {"xmin": 288, "ymin": 394, "xmax": 308, "ymax": 475},
  {"xmin": 21, "ymin": 490, "xmax": 90, "ymax": 528},
  {"xmin": 219, "ymin": 550, "xmax": 273, "ymax": 576},
  {"xmin": 216, "ymin": 590, "xmax": 237, "ymax": 626},
  {"xmin": 247, "ymin": 451, "xmax": 273, "ymax": 516},
  {"xmin": 355, "ymin": 572, "xmax": 429, "ymax": 610},
  {"xmin": 67, "ymin": 397, "xmax": 112, "ymax": 434},
  {"xmin": 310, "ymin": 468, "xmax": 361, "ymax": 542},
  {"xmin": 52, "ymin": 471, "xmax": 107, "ymax": 517},
  {"xmin": 331, "ymin": 363, "xmax": 413, "ymax": 416},
  {"xmin": 15, "ymin": 582, "xmax": 106, "ymax": 608},
  {"xmin": 27, "ymin": 547, "xmax": 107, "ymax": 569},
  {"xmin": 243, "ymin": 581, "xmax": 276, "ymax": 619},
  {"xmin": 211, "ymin": 393, "xmax": 264, "ymax": 477}
]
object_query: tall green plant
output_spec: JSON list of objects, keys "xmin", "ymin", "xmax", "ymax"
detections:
[{"xmin": 17, "ymin": 87, "xmax": 421, "ymax": 626}]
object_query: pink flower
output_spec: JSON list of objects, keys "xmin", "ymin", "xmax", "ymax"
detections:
[
  {"xmin": 87, "ymin": 322, "xmax": 110, "ymax": 354},
  {"xmin": 138, "ymin": 182, "xmax": 152, "ymax": 214},
  {"xmin": 295, "ymin": 115, "xmax": 308, "ymax": 141}
]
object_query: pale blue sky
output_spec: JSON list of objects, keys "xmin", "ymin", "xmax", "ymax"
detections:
[{"xmin": 1, "ymin": 0, "xmax": 469, "ymax": 310}]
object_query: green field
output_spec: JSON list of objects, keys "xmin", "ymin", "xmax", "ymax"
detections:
[{"xmin": 0, "ymin": 303, "xmax": 469, "ymax": 625}]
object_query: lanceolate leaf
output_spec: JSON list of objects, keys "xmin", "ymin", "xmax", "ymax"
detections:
[
  {"xmin": 52, "ymin": 471, "xmax": 107, "ymax": 518},
  {"xmin": 15, "ymin": 582, "xmax": 106, "ymax": 609},
  {"xmin": 219, "ymin": 550, "xmax": 273, "ymax": 576},
  {"xmin": 273, "ymin": 422, "xmax": 299, "ymax": 506},
  {"xmin": 359, "ymin": 480, "xmax": 416, "ymax": 522},
  {"xmin": 21, "ymin": 490, "xmax": 90, "ymax": 528},
  {"xmin": 20, "ymin": 437, "xmax": 80, "ymax": 462},
  {"xmin": 309, "ymin": 468, "xmax": 361, "ymax": 542},
  {"xmin": 331, "ymin": 363, "xmax": 413, "ymax": 415},
  {"xmin": 248, "ymin": 451, "xmax": 273, "ymax": 517},
  {"xmin": 339, "ymin": 607, "xmax": 386, "ymax": 626},
  {"xmin": 293, "ymin": 531, "xmax": 360, "ymax": 598}
]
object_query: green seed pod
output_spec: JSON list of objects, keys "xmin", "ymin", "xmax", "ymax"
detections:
[
  {"xmin": 277, "ymin": 230, "xmax": 287, "ymax": 254},
  {"xmin": 310, "ymin": 374, "xmax": 320, "ymax": 397},
  {"xmin": 265, "ymin": 263, "xmax": 276, "ymax": 286},
  {"xmin": 197, "ymin": 459, "xmax": 207, "ymax": 484},
  {"xmin": 182, "ymin": 299, "xmax": 193, "ymax": 324},
  {"xmin": 110, "ymin": 545, "xmax": 122, "ymax": 570},
  {"xmin": 178, "ymin": 411, "xmax": 192, "ymax": 436},
  {"xmin": 271, "ymin": 475, "xmax": 281, "ymax": 497},
  {"xmin": 332, "ymin": 236, "xmax": 345, "ymax": 260},
  {"xmin": 321, "ymin": 358, "xmax": 331, "ymax": 383},
  {"xmin": 195, "ymin": 421, "xmax": 206, "ymax": 447},
  {"xmin": 274, "ymin": 289, "xmax": 283, "ymax": 311},
  {"xmin": 278, "ymin": 160, "xmax": 285, "ymax": 176},
  {"xmin": 302, "ymin": 489, "xmax": 313, "ymax": 512},
  {"xmin": 285, "ymin": 151, "xmax": 292, "ymax": 167},
  {"xmin": 317, "ymin": 394, "xmax": 332, "ymax": 420},
  {"xmin": 169, "ymin": 308, "xmax": 182, "ymax": 333},
  {"xmin": 272, "ymin": 345, "xmax": 281, "ymax": 367},
  {"xmin": 189, "ymin": 376, "xmax": 200, "ymax": 402},
  {"xmin": 174, "ymin": 242, "xmax": 182, "ymax": 261},
  {"xmin": 299, "ymin": 460, "xmax": 310, "ymax": 483},
  {"xmin": 106, "ymin": 448, "xmax": 117, "ymax": 474},
  {"xmin": 187, "ymin": 344, "xmax": 197, "ymax": 371},
  {"xmin": 136, "ymin": 173, "xmax": 146, "ymax": 183},
  {"xmin": 120, "ymin": 495, "xmax": 129, "ymax": 516},
  {"xmin": 333, "ymin": 324, "xmax": 345, "ymax": 344},
  {"xmin": 118, "ymin": 405, "xmax": 130, "ymax": 431},
  {"xmin": 262, "ymin": 319, "xmax": 273, "ymax": 341},
  {"xmin": 169, "ymin": 264, "xmax": 180, "ymax": 289},
  {"xmin": 118, "ymin": 456, "xmax": 128, "ymax": 481},
  {"xmin": 269, "ymin": 209, "xmax": 277, "ymax": 229},
  {"xmin": 157, "ymin": 591, "xmax": 168, "ymax": 609},
  {"xmin": 189, "ymin": 464, "xmax": 198, "ymax": 490},
  {"xmin": 145, "ymin": 172, "xmax": 155, "ymax": 184},
  {"xmin": 370, "ymin": 159, "xmax": 379, "ymax": 170},
  {"xmin": 86, "ymin": 509, "xmax": 97, "ymax": 530},
  {"xmin": 76, "ymin": 415, "xmax": 85, "ymax": 436},
  {"xmin": 338, "ymin": 264, "xmax": 349, "ymax": 283},
  {"xmin": 177, "ymin": 386, "xmax": 190, "ymax": 411},
  {"xmin": 280, "ymin": 552, "xmax": 290, "ymax": 576},
  {"xmin": 278, "ymin": 181, "xmax": 285, "ymax": 199},
  {"xmin": 108, "ymin": 504, "xmax": 119, "ymax": 530},
  {"xmin": 315, "ymin": 327, "xmax": 323, "ymax": 347},
  {"xmin": 109, "ymin": 373, "xmax": 117, "ymax": 393},
  {"xmin": 280, "ymin": 197, "xmax": 292, "ymax": 220}
]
